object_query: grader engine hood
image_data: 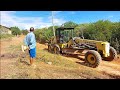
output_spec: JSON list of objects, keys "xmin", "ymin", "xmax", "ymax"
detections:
[
  {"xmin": 97, "ymin": 42, "xmax": 110, "ymax": 57},
  {"xmin": 105, "ymin": 43, "xmax": 110, "ymax": 56},
  {"xmin": 96, "ymin": 41, "xmax": 110, "ymax": 57},
  {"xmin": 73, "ymin": 38, "xmax": 110, "ymax": 57}
]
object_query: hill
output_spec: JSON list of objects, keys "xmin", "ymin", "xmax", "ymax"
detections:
[{"xmin": 0, "ymin": 25, "xmax": 12, "ymax": 34}]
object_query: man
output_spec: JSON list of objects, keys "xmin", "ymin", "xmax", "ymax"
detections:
[{"xmin": 24, "ymin": 27, "xmax": 36, "ymax": 67}]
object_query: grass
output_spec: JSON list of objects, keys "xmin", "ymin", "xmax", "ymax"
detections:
[
  {"xmin": 33, "ymin": 46, "xmax": 110, "ymax": 79},
  {"xmin": 0, "ymin": 34, "xmax": 13, "ymax": 39},
  {"xmin": 8, "ymin": 43, "xmax": 22, "ymax": 51},
  {"xmin": 8, "ymin": 43, "xmax": 98, "ymax": 79},
  {"xmin": 10, "ymin": 45, "xmax": 108, "ymax": 78},
  {"xmin": 36, "ymin": 49, "xmax": 79, "ymax": 68}
]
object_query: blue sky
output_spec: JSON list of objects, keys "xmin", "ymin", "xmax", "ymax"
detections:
[{"xmin": 1, "ymin": 11, "xmax": 120, "ymax": 30}]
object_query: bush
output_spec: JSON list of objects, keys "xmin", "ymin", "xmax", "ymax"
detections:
[
  {"xmin": 10, "ymin": 26, "xmax": 21, "ymax": 35},
  {"xmin": 34, "ymin": 27, "xmax": 54, "ymax": 43},
  {"xmin": 21, "ymin": 30, "xmax": 28, "ymax": 35}
]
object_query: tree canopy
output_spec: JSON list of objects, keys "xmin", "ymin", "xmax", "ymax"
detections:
[
  {"xmin": 10, "ymin": 26, "xmax": 21, "ymax": 35},
  {"xmin": 21, "ymin": 29, "xmax": 28, "ymax": 35}
]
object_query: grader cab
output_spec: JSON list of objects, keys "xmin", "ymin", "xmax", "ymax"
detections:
[{"xmin": 48, "ymin": 27, "xmax": 117, "ymax": 68}]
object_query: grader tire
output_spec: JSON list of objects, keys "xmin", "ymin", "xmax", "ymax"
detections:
[
  {"xmin": 85, "ymin": 50, "xmax": 102, "ymax": 68},
  {"xmin": 54, "ymin": 45, "xmax": 60, "ymax": 54},
  {"xmin": 48, "ymin": 45, "xmax": 52, "ymax": 52},
  {"xmin": 103, "ymin": 47, "xmax": 117, "ymax": 61}
]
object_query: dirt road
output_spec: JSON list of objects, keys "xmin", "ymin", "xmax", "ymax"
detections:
[{"xmin": 1, "ymin": 35, "xmax": 120, "ymax": 79}]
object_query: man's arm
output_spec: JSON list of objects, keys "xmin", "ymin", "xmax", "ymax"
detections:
[
  {"xmin": 29, "ymin": 34, "xmax": 35, "ymax": 45},
  {"xmin": 24, "ymin": 36, "xmax": 30, "ymax": 50},
  {"xmin": 24, "ymin": 36, "xmax": 28, "ymax": 46}
]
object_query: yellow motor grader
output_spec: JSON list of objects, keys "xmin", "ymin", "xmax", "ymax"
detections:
[{"xmin": 48, "ymin": 27, "xmax": 117, "ymax": 68}]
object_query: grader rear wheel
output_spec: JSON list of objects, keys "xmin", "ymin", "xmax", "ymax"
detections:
[
  {"xmin": 103, "ymin": 47, "xmax": 117, "ymax": 61},
  {"xmin": 85, "ymin": 50, "xmax": 102, "ymax": 68}
]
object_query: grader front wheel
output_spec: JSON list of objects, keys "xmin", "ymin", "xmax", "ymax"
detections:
[
  {"xmin": 103, "ymin": 47, "xmax": 117, "ymax": 61},
  {"xmin": 48, "ymin": 45, "xmax": 52, "ymax": 52},
  {"xmin": 54, "ymin": 45, "xmax": 60, "ymax": 54},
  {"xmin": 85, "ymin": 50, "xmax": 102, "ymax": 68}
]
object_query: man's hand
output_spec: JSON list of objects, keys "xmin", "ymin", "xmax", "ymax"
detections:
[
  {"xmin": 21, "ymin": 45, "xmax": 29, "ymax": 52},
  {"xmin": 27, "ymin": 45, "xmax": 30, "ymax": 50},
  {"xmin": 27, "ymin": 46, "xmax": 30, "ymax": 50}
]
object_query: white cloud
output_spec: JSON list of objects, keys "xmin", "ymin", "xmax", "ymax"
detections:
[
  {"xmin": 48, "ymin": 16, "xmax": 66, "ymax": 26},
  {"xmin": 1, "ymin": 11, "xmax": 66, "ymax": 30},
  {"xmin": 108, "ymin": 15, "xmax": 113, "ymax": 18}
]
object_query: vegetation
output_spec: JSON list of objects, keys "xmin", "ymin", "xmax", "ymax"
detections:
[
  {"xmin": 21, "ymin": 29, "xmax": 28, "ymax": 35},
  {"xmin": 1, "ymin": 20, "xmax": 119, "ymax": 53},
  {"xmin": 63, "ymin": 21, "xmax": 78, "ymax": 28},
  {"xmin": 34, "ymin": 20, "xmax": 120, "ymax": 53},
  {"xmin": 82, "ymin": 20, "xmax": 120, "ymax": 53},
  {"xmin": 0, "ymin": 34, "xmax": 13, "ymax": 39},
  {"xmin": 10, "ymin": 26, "xmax": 21, "ymax": 35},
  {"xmin": 34, "ymin": 26, "xmax": 58, "ymax": 43}
]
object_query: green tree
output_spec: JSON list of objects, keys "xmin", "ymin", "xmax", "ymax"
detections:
[
  {"xmin": 74, "ymin": 23, "xmax": 89, "ymax": 38},
  {"xmin": 34, "ymin": 28, "xmax": 44, "ymax": 42},
  {"xmin": 21, "ymin": 29, "xmax": 28, "ymax": 35},
  {"xmin": 84, "ymin": 20, "xmax": 112, "ymax": 41},
  {"xmin": 10, "ymin": 26, "xmax": 21, "ymax": 35},
  {"xmin": 34, "ymin": 26, "xmax": 59, "ymax": 43},
  {"xmin": 63, "ymin": 21, "xmax": 78, "ymax": 28},
  {"xmin": 110, "ymin": 22, "xmax": 120, "ymax": 53}
]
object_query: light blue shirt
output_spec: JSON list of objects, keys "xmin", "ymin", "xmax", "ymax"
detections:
[{"xmin": 24, "ymin": 32, "xmax": 36, "ymax": 49}]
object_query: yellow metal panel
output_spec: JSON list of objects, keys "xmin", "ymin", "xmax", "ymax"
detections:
[
  {"xmin": 58, "ymin": 43, "xmax": 67, "ymax": 48},
  {"xmin": 74, "ymin": 38, "xmax": 110, "ymax": 57}
]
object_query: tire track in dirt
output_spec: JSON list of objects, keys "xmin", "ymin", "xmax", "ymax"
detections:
[{"xmin": 96, "ymin": 61, "xmax": 120, "ymax": 78}]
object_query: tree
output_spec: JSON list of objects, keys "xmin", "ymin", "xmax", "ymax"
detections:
[
  {"xmin": 34, "ymin": 28, "xmax": 43, "ymax": 42},
  {"xmin": 21, "ymin": 29, "xmax": 28, "ymax": 35},
  {"xmin": 110, "ymin": 22, "xmax": 120, "ymax": 53},
  {"xmin": 10, "ymin": 26, "xmax": 21, "ymax": 35},
  {"xmin": 63, "ymin": 21, "xmax": 78, "ymax": 28},
  {"xmin": 83, "ymin": 20, "xmax": 113, "ymax": 41},
  {"xmin": 74, "ymin": 23, "xmax": 89, "ymax": 38}
]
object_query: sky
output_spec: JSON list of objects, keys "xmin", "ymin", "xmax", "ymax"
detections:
[{"xmin": 1, "ymin": 11, "xmax": 120, "ymax": 30}]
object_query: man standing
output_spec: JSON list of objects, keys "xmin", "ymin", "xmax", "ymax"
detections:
[{"xmin": 24, "ymin": 27, "xmax": 36, "ymax": 67}]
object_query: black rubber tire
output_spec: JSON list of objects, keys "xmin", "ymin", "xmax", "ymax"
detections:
[
  {"xmin": 48, "ymin": 45, "xmax": 52, "ymax": 52},
  {"xmin": 103, "ymin": 47, "xmax": 117, "ymax": 61},
  {"xmin": 85, "ymin": 50, "xmax": 102, "ymax": 68},
  {"xmin": 54, "ymin": 45, "xmax": 60, "ymax": 54}
]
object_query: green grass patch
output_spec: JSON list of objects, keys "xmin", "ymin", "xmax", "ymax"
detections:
[
  {"xmin": 36, "ymin": 49, "xmax": 79, "ymax": 68},
  {"xmin": 8, "ymin": 43, "xmax": 23, "ymax": 51},
  {"xmin": 0, "ymin": 34, "xmax": 13, "ymax": 39}
]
